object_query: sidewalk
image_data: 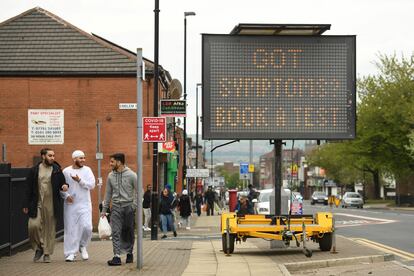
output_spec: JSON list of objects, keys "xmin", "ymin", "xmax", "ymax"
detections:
[
  {"xmin": 1, "ymin": 213, "xmax": 413, "ymax": 275},
  {"xmin": 364, "ymin": 203, "xmax": 414, "ymax": 211}
]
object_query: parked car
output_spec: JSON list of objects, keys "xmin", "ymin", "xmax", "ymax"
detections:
[
  {"xmin": 341, "ymin": 192, "xmax": 364, "ymax": 208},
  {"xmin": 311, "ymin": 191, "xmax": 328, "ymax": 205},
  {"xmin": 256, "ymin": 188, "xmax": 291, "ymax": 215}
]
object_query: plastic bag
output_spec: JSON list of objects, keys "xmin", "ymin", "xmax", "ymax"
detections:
[
  {"xmin": 214, "ymin": 202, "xmax": 222, "ymax": 215},
  {"xmin": 98, "ymin": 216, "xmax": 112, "ymax": 239}
]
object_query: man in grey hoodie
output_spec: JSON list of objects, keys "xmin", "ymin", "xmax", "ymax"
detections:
[{"xmin": 101, "ymin": 153, "xmax": 137, "ymax": 266}]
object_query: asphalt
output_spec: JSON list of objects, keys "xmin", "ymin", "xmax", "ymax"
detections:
[{"xmin": 1, "ymin": 212, "xmax": 413, "ymax": 275}]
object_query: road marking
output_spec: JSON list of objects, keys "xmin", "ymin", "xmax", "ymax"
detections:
[
  {"xmin": 335, "ymin": 212, "xmax": 396, "ymax": 223},
  {"xmin": 350, "ymin": 238, "xmax": 414, "ymax": 261}
]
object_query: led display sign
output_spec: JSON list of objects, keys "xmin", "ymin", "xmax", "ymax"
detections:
[{"xmin": 202, "ymin": 34, "xmax": 356, "ymax": 140}]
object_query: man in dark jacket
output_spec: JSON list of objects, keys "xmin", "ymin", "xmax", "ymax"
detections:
[
  {"xmin": 22, "ymin": 148, "xmax": 67, "ymax": 263},
  {"xmin": 142, "ymin": 184, "xmax": 151, "ymax": 231},
  {"xmin": 204, "ymin": 186, "xmax": 216, "ymax": 216}
]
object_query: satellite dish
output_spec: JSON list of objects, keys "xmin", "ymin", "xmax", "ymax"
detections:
[{"xmin": 168, "ymin": 79, "xmax": 182, "ymax": 99}]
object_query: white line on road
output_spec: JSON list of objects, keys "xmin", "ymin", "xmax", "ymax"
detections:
[{"xmin": 334, "ymin": 212, "xmax": 396, "ymax": 223}]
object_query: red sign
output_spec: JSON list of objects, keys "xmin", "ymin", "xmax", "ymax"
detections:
[
  {"xmin": 143, "ymin": 117, "xmax": 166, "ymax": 142},
  {"xmin": 162, "ymin": 141, "xmax": 176, "ymax": 152}
]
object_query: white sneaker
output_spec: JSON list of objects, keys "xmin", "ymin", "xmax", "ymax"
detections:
[
  {"xmin": 65, "ymin": 254, "xmax": 76, "ymax": 262},
  {"xmin": 79, "ymin": 247, "xmax": 89, "ymax": 260},
  {"xmin": 185, "ymin": 227, "xmax": 191, "ymax": 230},
  {"xmin": 145, "ymin": 227, "xmax": 151, "ymax": 231}
]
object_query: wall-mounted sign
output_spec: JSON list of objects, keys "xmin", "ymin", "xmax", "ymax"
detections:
[
  {"xmin": 28, "ymin": 109, "xmax": 64, "ymax": 145},
  {"xmin": 187, "ymin": 169, "xmax": 210, "ymax": 178},
  {"xmin": 160, "ymin": 100, "xmax": 186, "ymax": 117},
  {"xmin": 202, "ymin": 34, "xmax": 356, "ymax": 140},
  {"xmin": 162, "ymin": 141, "xmax": 176, "ymax": 152}
]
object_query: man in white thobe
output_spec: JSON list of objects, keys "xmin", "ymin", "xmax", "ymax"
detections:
[{"xmin": 62, "ymin": 150, "xmax": 95, "ymax": 262}]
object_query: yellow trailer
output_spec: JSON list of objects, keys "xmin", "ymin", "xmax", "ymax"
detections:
[{"xmin": 221, "ymin": 212, "xmax": 334, "ymax": 256}]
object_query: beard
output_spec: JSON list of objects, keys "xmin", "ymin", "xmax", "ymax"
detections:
[
  {"xmin": 75, "ymin": 160, "xmax": 84, "ymax": 168},
  {"xmin": 44, "ymin": 159, "xmax": 54, "ymax": 166}
]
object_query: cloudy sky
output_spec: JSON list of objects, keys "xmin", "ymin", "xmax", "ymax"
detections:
[{"xmin": 2, "ymin": 0, "xmax": 413, "ymax": 136}]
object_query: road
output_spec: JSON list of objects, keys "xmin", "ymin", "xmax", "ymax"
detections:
[{"xmin": 303, "ymin": 200, "xmax": 414, "ymax": 263}]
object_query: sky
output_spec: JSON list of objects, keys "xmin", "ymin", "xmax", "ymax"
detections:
[{"xmin": 1, "ymin": 0, "xmax": 413, "ymax": 136}]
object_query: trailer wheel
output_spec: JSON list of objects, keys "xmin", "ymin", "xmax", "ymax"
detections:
[
  {"xmin": 222, "ymin": 234, "xmax": 235, "ymax": 254},
  {"xmin": 318, "ymin": 233, "xmax": 332, "ymax": 251}
]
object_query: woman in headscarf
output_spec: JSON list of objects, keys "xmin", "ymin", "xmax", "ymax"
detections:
[{"xmin": 159, "ymin": 188, "xmax": 177, "ymax": 239}]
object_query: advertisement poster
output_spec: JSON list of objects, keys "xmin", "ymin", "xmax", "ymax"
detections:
[{"xmin": 28, "ymin": 109, "xmax": 64, "ymax": 145}]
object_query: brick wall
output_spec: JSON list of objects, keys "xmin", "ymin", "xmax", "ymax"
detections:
[{"xmin": 0, "ymin": 76, "xmax": 169, "ymax": 226}]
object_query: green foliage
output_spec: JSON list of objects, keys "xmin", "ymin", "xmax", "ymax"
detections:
[
  {"xmin": 357, "ymin": 54, "xmax": 414, "ymax": 177},
  {"xmin": 216, "ymin": 165, "xmax": 242, "ymax": 189}
]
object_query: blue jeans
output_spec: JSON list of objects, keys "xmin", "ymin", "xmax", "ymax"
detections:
[{"xmin": 160, "ymin": 214, "xmax": 175, "ymax": 235}]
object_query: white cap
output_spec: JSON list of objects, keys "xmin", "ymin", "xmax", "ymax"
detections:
[
  {"xmin": 182, "ymin": 189, "xmax": 188, "ymax": 195},
  {"xmin": 72, "ymin": 150, "xmax": 85, "ymax": 159}
]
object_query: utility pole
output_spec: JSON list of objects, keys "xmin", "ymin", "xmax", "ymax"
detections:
[
  {"xmin": 249, "ymin": 140, "xmax": 253, "ymax": 186},
  {"xmin": 136, "ymin": 48, "xmax": 144, "ymax": 269},
  {"xmin": 151, "ymin": 0, "xmax": 160, "ymax": 240}
]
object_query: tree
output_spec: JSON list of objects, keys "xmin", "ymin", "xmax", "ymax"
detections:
[
  {"xmin": 216, "ymin": 165, "xmax": 242, "ymax": 189},
  {"xmin": 308, "ymin": 54, "xmax": 414, "ymax": 201},
  {"xmin": 357, "ymin": 55, "xmax": 414, "ymax": 200}
]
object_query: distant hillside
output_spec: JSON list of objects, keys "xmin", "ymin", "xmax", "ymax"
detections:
[{"xmin": 187, "ymin": 135, "xmax": 305, "ymax": 163}]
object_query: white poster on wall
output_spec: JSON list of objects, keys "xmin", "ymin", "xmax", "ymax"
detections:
[{"xmin": 28, "ymin": 109, "xmax": 64, "ymax": 145}]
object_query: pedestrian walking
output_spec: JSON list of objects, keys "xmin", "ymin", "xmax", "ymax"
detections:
[
  {"xmin": 195, "ymin": 191, "xmax": 203, "ymax": 217},
  {"xmin": 178, "ymin": 190, "xmax": 192, "ymax": 230},
  {"xmin": 101, "ymin": 153, "xmax": 137, "ymax": 266},
  {"xmin": 143, "ymin": 184, "xmax": 151, "ymax": 231},
  {"xmin": 204, "ymin": 186, "xmax": 216, "ymax": 216},
  {"xmin": 61, "ymin": 150, "xmax": 96, "ymax": 262},
  {"xmin": 159, "ymin": 188, "xmax": 177, "ymax": 239},
  {"xmin": 23, "ymin": 148, "xmax": 68, "ymax": 263}
]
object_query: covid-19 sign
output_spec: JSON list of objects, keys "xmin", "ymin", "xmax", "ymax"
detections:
[{"xmin": 202, "ymin": 34, "xmax": 356, "ymax": 140}]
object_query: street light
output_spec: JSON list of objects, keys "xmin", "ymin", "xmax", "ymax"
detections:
[
  {"xmin": 183, "ymin": 11, "xmax": 196, "ymax": 190},
  {"xmin": 196, "ymin": 83, "xmax": 202, "ymax": 169}
]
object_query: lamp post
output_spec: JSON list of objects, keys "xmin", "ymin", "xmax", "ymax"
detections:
[
  {"xmin": 183, "ymin": 11, "xmax": 196, "ymax": 190},
  {"xmin": 151, "ymin": 0, "xmax": 160, "ymax": 241},
  {"xmin": 196, "ymin": 83, "xmax": 202, "ymax": 169}
]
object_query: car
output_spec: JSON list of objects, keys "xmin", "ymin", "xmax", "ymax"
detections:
[
  {"xmin": 256, "ymin": 188, "xmax": 291, "ymax": 215},
  {"xmin": 311, "ymin": 191, "xmax": 328, "ymax": 205},
  {"xmin": 341, "ymin": 192, "xmax": 364, "ymax": 208}
]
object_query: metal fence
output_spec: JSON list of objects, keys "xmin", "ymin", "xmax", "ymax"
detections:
[{"xmin": 0, "ymin": 163, "xmax": 63, "ymax": 256}]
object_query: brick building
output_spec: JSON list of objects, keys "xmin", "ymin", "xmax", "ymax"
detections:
[{"xmin": 0, "ymin": 7, "xmax": 184, "ymax": 225}]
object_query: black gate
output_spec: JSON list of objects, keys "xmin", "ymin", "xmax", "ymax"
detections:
[
  {"xmin": 0, "ymin": 163, "xmax": 11, "ymax": 254},
  {"xmin": 0, "ymin": 164, "xmax": 63, "ymax": 257}
]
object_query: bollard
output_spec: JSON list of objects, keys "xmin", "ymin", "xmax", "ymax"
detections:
[{"xmin": 331, "ymin": 216, "xmax": 337, "ymax": 254}]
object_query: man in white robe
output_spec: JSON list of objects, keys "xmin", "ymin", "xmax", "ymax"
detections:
[{"xmin": 62, "ymin": 150, "xmax": 96, "ymax": 262}]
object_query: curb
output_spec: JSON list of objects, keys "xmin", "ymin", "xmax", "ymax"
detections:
[
  {"xmin": 392, "ymin": 260, "xmax": 414, "ymax": 272},
  {"xmin": 283, "ymin": 254, "xmax": 394, "ymax": 273}
]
